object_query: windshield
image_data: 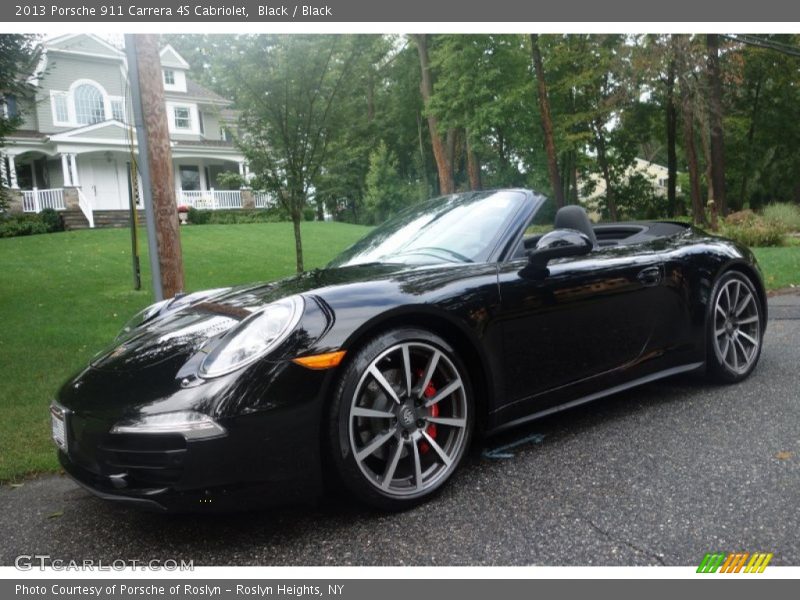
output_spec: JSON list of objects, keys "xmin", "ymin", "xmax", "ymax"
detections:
[{"xmin": 329, "ymin": 190, "xmax": 528, "ymax": 268}]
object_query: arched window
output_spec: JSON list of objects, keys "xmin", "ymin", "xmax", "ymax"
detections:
[{"xmin": 74, "ymin": 84, "xmax": 105, "ymax": 125}]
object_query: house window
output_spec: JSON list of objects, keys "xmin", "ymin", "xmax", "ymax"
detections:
[
  {"xmin": 163, "ymin": 70, "xmax": 175, "ymax": 85},
  {"xmin": 198, "ymin": 111, "xmax": 204, "ymax": 135},
  {"xmin": 220, "ymin": 127, "xmax": 230, "ymax": 142},
  {"xmin": 52, "ymin": 92, "xmax": 69, "ymax": 124},
  {"xmin": 174, "ymin": 106, "xmax": 191, "ymax": 129},
  {"xmin": 2, "ymin": 95, "xmax": 17, "ymax": 118},
  {"xmin": 179, "ymin": 165, "xmax": 200, "ymax": 191},
  {"xmin": 111, "ymin": 99, "xmax": 125, "ymax": 122},
  {"xmin": 74, "ymin": 84, "xmax": 105, "ymax": 125}
]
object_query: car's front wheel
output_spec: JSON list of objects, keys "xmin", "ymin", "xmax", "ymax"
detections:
[
  {"xmin": 707, "ymin": 270, "xmax": 764, "ymax": 383},
  {"xmin": 327, "ymin": 328, "xmax": 473, "ymax": 510}
]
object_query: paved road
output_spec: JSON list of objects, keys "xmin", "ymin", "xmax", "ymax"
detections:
[{"xmin": 2, "ymin": 295, "xmax": 798, "ymax": 567}]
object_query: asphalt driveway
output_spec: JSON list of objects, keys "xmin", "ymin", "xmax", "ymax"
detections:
[{"xmin": 1, "ymin": 294, "xmax": 798, "ymax": 566}]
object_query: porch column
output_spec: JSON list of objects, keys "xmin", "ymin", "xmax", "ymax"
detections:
[
  {"xmin": 238, "ymin": 161, "xmax": 245, "ymax": 177},
  {"xmin": 7, "ymin": 154, "xmax": 18, "ymax": 189},
  {"xmin": 69, "ymin": 154, "xmax": 80, "ymax": 187},
  {"xmin": 0, "ymin": 153, "xmax": 8, "ymax": 188},
  {"xmin": 61, "ymin": 154, "xmax": 73, "ymax": 187},
  {"xmin": 198, "ymin": 163, "xmax": 208, "ymax": 191}
]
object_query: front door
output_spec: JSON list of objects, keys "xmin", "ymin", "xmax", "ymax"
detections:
[
  {"xmin": 495, "ymin": 247, "xmax": 664, "ymax": 413},
  {"xmin": 88, "ymin": 157, "xmax": 123, "ymax": 210}
]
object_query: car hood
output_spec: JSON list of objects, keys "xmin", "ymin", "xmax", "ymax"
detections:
[{"xmin": 88, "ymin": 263, "xmax": 425, "ymax": 373}]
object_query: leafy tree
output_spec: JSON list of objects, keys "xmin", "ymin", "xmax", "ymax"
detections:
[
  {"xmin": 0, "ymin": 34, "xmax": 40, "ymax": 210},
  {"xmin": 217, "ymin": 35, "xmax": 360, "ymax": 272},
  {"xmin": 363, "ymin": 142, "xmax": 411, "ymax": 223}
]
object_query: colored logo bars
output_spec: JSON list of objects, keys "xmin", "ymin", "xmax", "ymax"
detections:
[{"xmin": 697, "ymin": 552, "xmax": 773, "ymax": 573}]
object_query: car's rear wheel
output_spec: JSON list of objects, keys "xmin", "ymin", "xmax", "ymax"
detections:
[
  {"xmin": 327, "ymin": 328, "xmax": 473, "ymax": 510},
  {"xmin": 707, "ymin": 271, "xmax": 763, "ymax": 383}
]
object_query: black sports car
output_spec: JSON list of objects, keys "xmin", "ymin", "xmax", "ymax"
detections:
[{"xmin": 51, "ymin": 189, "xmax": 766, "ymax": 511}]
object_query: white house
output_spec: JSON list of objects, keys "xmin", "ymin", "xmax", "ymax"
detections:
[
  {"xmin": 1, "ymin": 34, "xmax": 261, "ymax": 228},
  {"xmin": 579, "ymin": 157, "xmax": 679, "ymax": 219}
]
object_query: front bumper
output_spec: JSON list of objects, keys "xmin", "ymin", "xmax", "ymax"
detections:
[{"xmin": 57, "ymin": 403, "xmax": 326, "ymax": 513}]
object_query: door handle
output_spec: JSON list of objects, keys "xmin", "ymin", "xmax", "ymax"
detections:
[{"xmin": 637, "ymin": 265, "xmax": 663, "ymax": 287}]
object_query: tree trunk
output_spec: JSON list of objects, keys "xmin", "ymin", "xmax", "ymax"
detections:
[
  {"xmin": 665, "ymin": 56, "xmax": 678, "ymax": 217},
  {"xmin": 131, "ymin": 34, "xmax": 184, "ymax": 297},
  {"xmin": 706, "ymin": 34, "xmax": 728, "ymax": 216},
  {"xmin": 530, "ymin": 34, "xmax": 564, "ymax": 208},
  {"xmin": 593, "ymin": 122, "xmax": 618, "ymax": 221},
  {"xmin": 738, "ymin": 77, "xmax": 761, "ymax": 210},
  {"xmin": 680, "ymin": 79, "xmax": 706, "ymax": 226},
  {"xmin": 413, "ymin": 34, "xmax": 454, "ymax": 195},
  {"xmin": 416, "ymin": 111, "xmax": 430, "ymax": 196},
  {"xmin": 292, "ymin": 209, "xmax": 304, "ymax": 273},
  {"xmin": 466, "ymin": 132, "xmax": 482, "ymax": 190}
]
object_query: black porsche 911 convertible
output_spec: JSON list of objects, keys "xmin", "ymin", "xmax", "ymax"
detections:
[{"xmin": 51, "ymin": 189, "xmax": 766, "ymax": 511}]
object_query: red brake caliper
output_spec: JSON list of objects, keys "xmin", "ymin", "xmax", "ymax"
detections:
[{"xmin": 419, "ymin": 376, "xmax": 438, "ymax": 454}]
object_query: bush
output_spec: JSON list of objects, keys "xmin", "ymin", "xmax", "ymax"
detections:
[
  {"xmin": 187, "ymin": 207, "xmax": 211, "ymax": 225},
  {"xmin": 303, "ymin": 207, "xmax": 316, "ymax": 221},
  {"xmin": 720, "ymin": 216, "xmax": 786, "ymax": 248},
  {"xmin": 724, "ymin": 209, "xmax": 757, "ymax": 227},
  {"xmin": 39, "ymin": 208, "xmax": 64, "ymax": 233},
  {"xmin": 0, "ymin": 214, "xmax": 51, "ymax": 238},
  {"xmin": 187, "ymin": 207, "xmax": 291, "ymax": 225},
  {"xmin": 761, "ymin": 203, "xmax": 800, "ymax": 232}
]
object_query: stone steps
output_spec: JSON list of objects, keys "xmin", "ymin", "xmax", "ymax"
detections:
[{"xmin": 62, "ymin": 209, "xmax": 145, "ymax": 230}]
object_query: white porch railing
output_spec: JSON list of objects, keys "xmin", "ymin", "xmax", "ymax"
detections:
[
  {"xmin": 76, "ymin": 188, "xmax": 95, "ymax": 228},
  {"xmin": 253, "ymin": 191, "xmax": 278, "ymax": 208},
  {"xmin": 22, "ymin": 188, "xmax": 66, "ymax": 212},
  {"xmin": 177, "ymin": 189, "xmax": 242, "ymax": 210}
]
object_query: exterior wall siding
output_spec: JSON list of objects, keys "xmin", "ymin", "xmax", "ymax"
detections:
[{"xmin": 36, "ymin": 54, "xmax": 127, "ymax": 133}]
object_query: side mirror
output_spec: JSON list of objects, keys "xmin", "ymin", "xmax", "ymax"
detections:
[{"xmin": 524, "ymin": 228, "xmax": 593, "ymax": 275}]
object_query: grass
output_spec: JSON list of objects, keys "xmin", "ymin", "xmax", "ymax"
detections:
[
  {"xmin": 0, "ymin": 223, "xmax": 797, "ymax": 482},
  {"xmin": 754, "ymin": 240, "xmax": 800, "ymax": 291},
  {"xmin": 0, "ymin": 222, "xmax": 368, "ymax": 482}
]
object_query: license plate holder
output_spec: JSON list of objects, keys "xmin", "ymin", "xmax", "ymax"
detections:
[{"xmin": 51, "ymin": 405, "xmax": 68, "ymax": 452}]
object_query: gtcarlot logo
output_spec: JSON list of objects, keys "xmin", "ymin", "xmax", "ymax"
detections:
[
  {"xmin": 14, "ymin": 554, "xmax": 194, "ymax": 571},
  {"xmin": 697, "ymin": 552, "xmax": 773, "ymax": 573}
]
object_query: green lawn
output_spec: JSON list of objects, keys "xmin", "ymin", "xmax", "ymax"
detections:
[
  {"xmin": 754, "ymin": 238, "xmax": 800, "ymax": 291},
  {"xmin": 0, "ymin": 222, "xmax": 369, "ymax": 482},
  {"xmin": 0, "ymin": 224, "xmax": 797, "ymax": 482}
]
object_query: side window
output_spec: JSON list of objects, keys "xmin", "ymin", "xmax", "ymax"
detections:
[{"xmin": 511, "ymin": 197, "xmax": 556, "ymax": 260}]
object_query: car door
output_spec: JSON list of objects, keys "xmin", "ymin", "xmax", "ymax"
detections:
[{"xmin": 494, "ymin": 244, "xmax": 665, "ymax": 414}]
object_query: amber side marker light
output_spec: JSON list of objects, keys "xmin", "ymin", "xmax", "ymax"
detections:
[{"xmin": 292, "ymin": 350, "xmax": 347, "ymax": 370}]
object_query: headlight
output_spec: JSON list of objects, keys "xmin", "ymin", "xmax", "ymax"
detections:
[
  {"xmin": 199, "ymin": 295, "xmax": 304, "ymax": 378},
  {"xmin": 111, "ymin": 411, "xmax": 226, "ymax": 440},
  {"xmin": 116, "ymin": 288, "xmax": 231, "ymax": 340}
]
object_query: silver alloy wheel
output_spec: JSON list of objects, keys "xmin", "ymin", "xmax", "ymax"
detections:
[
  {"xmin": 348, "ymin": 341, "xmax": 469, "ymax": 497},
  {"xmin": 712, "ymin": 277, "xmax": 761, "ymax": 375}
]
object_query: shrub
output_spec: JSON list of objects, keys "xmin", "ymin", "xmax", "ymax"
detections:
[
  {"xmin": 303, "ymin": 207, "xmax": 316, "ymax": 221},
  {"xmin": 761, "ymin": 203, "xmax": 800, "ymax": 232},
  {"xmin": 39, "ymin": 208, "xmax": 64, "ymax": 233},
  {"xmin": 187, "ymin": 207, "xmax": 291, "ymax": 225},
  {"xmin": 187, "ymin": 207, "xmax": 211, "ymax": 225},
  {"xmin": 725, "ymin": 209, "xmax": 757, "ymax": 227},
  {"xmin": 720, "ymin": 217, "xmax": 786, "ymax": 248},
  {"xmin": 0, "ymin": 214, "xmax": 51, "ymax": 238}
]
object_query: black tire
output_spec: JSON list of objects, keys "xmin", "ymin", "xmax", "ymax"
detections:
[
  {"xmin": 326, "ymin": 327, "xmax": 474, "ymax": 511},
  {"xmin": 706, "ymin": 270, "xmax": 764, "ymax": 383}
]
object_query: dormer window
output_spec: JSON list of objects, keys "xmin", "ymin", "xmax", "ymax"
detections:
[
  {"xmin": 163, "ymin": 69, "xmax": 175, "ymax": 86},
  {"xmin": 74, "ymin": 83, "xmax": 105, "ymax": 125}
]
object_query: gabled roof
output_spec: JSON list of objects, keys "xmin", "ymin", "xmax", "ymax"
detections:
[
  {"xmin": 45, "ymin": 34, "xmax": 124, "ymax": 60},
  {"xmin": 163, "ymin": 78, "xmax": 232, "ymax": 106},
  {"xmin": 159, "ymin": 44, "xmax": 190, "ymax": 69},
  {"xmin": 48, "ymin": 120, "xmax": 130, "ymax": 143}
]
